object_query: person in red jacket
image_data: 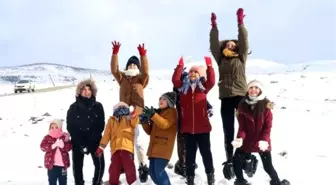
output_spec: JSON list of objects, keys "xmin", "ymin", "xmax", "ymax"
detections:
[
  {"xmin": 40, "ymin": 119, "xmax": 72, "ymax": 185},
  {"xmin": 172, "ymin": 56, "xmax": 216, "ymax": 185},
  {"xmin": 231, "ymin": 80, "xmax": 290, "ymax": 185}
]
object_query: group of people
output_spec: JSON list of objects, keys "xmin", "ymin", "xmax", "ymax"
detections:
[{"xmin": 40, "ymin": 8, "xmax": 290, "ymax": 185}]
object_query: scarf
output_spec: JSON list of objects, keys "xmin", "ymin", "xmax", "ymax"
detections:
[
  {"xmin": 49, "ymin": 128, "xmax": 63, "ymax": 139},
  {"xmin": 178, "ymin": 75, "xmax": 205, "ymax": 95},
  {"xmin": 124, "ymin": 68, "xmax": 140, "ymax": 77},
  {"xmin": 245, "ymin": 93, "xmax": 266, "ymax": 105},
  {"xmin": 113, "ymin": 106, "xmax": 131, "ymax": 121},
  {"xmin": 223, "ymin": 48, "xmax": 239, "ymax": 57}
]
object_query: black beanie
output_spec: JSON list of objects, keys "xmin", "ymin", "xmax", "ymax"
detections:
[
  {"xmin": 161, "ymin": 91, "xmax": 177, "ymax": 108},
  {"xmin": 125, "ymin": 56, "xmax": 140, "ymax": 69}
]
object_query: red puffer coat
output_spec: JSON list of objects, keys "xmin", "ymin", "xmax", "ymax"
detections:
[
  {"xmin": 40, "ymin": 134, "xmax": 72, "ymax": 169},
  {"xmin": 236, "ymin": 100, "xmax": 273, "ymax": 152},
  {"xmin": 172, "ymin": 64, "xmax": 215, "ymax": 134}
]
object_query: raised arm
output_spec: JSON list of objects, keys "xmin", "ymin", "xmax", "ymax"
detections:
[
  {"xmin": 237, "ymin": 8, "xmax": 249, "ymax": 63},
  {"xmin": 209, "ymin": 13, "xmax": 222, "ymax": 64},
  {"xmin": 137, "ymin": 44, "xmax": 149, "ymax": 88},
  {"xmin": 150, "ymin": 108, "xmax": 177, "ymax": 130},
  {"xmin": 110, "ymin": 41, "xmax": 123, "ymax": 84},
  {"xmin": 172, "ymin": 57, "xmax": 184, "ymax": 88},
  {"xmin": 204, "ymin": 57, "xmax": 216, "ymax": 92}
]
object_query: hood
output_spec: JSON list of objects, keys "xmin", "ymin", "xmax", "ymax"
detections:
[{"xmin": 75, "ymin": 78, "xmax": 98, "ymax": 97}]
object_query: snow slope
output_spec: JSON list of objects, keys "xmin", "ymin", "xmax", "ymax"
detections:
[{"xmin": 0, "ymin": 60, "xmax": 335, "ymax": 184}]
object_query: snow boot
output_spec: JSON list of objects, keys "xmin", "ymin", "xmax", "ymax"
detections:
[
  {"xmin": 138, "ymin": 163, "xmax": 149, "ymax": 183},
  {"xmin": 174, "ymin": 161, "xmax": 187, "ymax": 177},
  {"xmin": 207, "ymin": 173, "xmax": 215, "ymax": 185},
  {"xmin": 234, "ymin": 179, "xmax": 251, "ymax": 185},
  {"xmin": 270, "ymin": 179, "xmax": 290, "ymax": 185},
  {"xmin": 222, "ymin": 161, "xmax": 235, "ymax": 180},
  {"xmin": 186, "ymin": 176, "xmax": 194, "ymax": 185},
  {"xmin": 243, "ymin": 154, "xmax": 258, "ymax": 177}
]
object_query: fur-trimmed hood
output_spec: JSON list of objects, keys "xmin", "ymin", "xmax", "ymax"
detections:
[{"xmin": 75, "ymin": 78, "xmax": 98, "ymax": 97}]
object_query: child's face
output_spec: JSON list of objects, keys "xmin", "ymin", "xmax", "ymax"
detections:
[
  {"xmin": 248, "ymin": 86, "xmax": 261, "ymax": 97},
  {"xmin": 225, "ymin": 41, "xmax": 236, "ymax": 50},
  {"xmin": 81, "ymin": 86, "xmax": 92, "ymax": 98},
  {"xmin": 49, "ymin": 123, "xmax": 59, "ymax": 130},
  {"xmin": 188, "ymin": 71, "xmax": 200, "ymax": 81},
  {"xmin": 127, "ymin": 63, "xmax": 138, "ymax": 70},
  {"xmin": 158, "ymin": 97, "xmax": 168, "ymax": 109}
]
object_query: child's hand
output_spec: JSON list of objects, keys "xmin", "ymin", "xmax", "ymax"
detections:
[
  {"xmin": 231, "ymin": 138, "xmax": 243, "ymax": 148},
  {"xmin": 258, "ymin": 140, "xmax": 269, "ymax": 151},
  {"xmin": 57, "ymin": 139, "xmax": 64, "ymax": 148},
  {"xmin": 51, "ymin": 141, "xmax": 58, "ymax": 149},
  {"xmin": 95, "ymin": 147, "xmax": 104, "ymax": 157}
]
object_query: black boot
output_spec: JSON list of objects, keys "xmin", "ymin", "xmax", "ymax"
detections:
[
  {"xmin": 222, "ymin": 161, "xmax": 235, "ymax": 180},
  {"xmin": 207, "ymin": 173, "xmax": 215, "ymax": 185},
  {"xmin": 174, "ymin": 161, "xmax": 186, "ymax": 177},
  {"xmin": 243, "ymin": 154, "xmax": 258, "ymax": 177},
  {"xmin": 75, "ymin": 181, "xmax": 85, "ymax": 185},
  {"xmin": 186, "ymin": 176, "xmax": 194, "ymax": 185},
  {"xmin": 234, "ymin": 179, "xmax": 251, "ymax": 185},
  {"xmin": 270, "ymin": 179, "xmax": 290, "ymax": 185},
  {"xmin": 138, "ymin": 163, "xmax": 149, "ymax": 183}
]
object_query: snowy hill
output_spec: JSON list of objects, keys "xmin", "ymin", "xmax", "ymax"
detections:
[
  {"xmin": 0, "ymin": 63, "xmax": 111, "ymax": 85},
  {"xmin": 0, "ymin": 60, "xmax": 335, "ymax": 184}
]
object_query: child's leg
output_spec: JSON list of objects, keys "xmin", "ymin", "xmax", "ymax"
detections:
[
  {"xmin": 177, "ymin": 132, "xmax": 186, "ymax": 166},
  {"xmin": 197, "ymin": 133, "xmax": 214, "ymax": 174},
  {"xmin": 149, "ymin": 158, "xmax": 171, "ymax": 185},
  {"xmin": 109, "ymin": 151, "xmax": 122, "ymax": 185},
  {"xmin": 259, "ymin": 151, "xmax": 281, "ymax": 182},
  {"xmin": 184, "ymin": 134, "xmax": 198, "ymax": 177},
  {"xmin": 121, "ymin": 150, "xmax": 137, "ymax": 184},
  {"xmin": 134, "ymin": 124, "xmax": 147, "ymax": 165},
  {"xmin": 232, "ymin": 149, "xmax": 249, "ymax": 181},
  {"xmin": 58, "ymin": 167, "xmax": 67, "ymax": 185},
  {"xmin": 47, "ymin": 166, "xmax": 58, "ymax": 185}
]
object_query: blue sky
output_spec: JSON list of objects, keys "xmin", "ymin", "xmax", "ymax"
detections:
[{"xmin": 0, "ymin": 0, "xmax": 335, "ymax": 70}]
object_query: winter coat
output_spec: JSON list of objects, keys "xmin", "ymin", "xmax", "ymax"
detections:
[
  {"xmin": 142, "ymin": 108, "xmax": 178, "ymax": 160},
  {"xmin": 40, "ymin": 134, "xmax": 72, "ymax": 169},
  {"xmin": 100, "ymin": 116, "xmax": 139, "ymax": 155},
  {"xmin": 110, "ymin": 55, "xmax": 149, "ymax": 116},
  {"xmin": 209, "ymin": 25, "xmax": 249, "ymax": 99},
  {"xmin": 172, "ymin": 65, "xmax": 216, "ymax": 134},
  {"xmin": 66, "ymin": 79, "xmax": 105, "ymax": 152},
  {"xmin": 236, "ymin": 99, "xmax": 273, "ymax": 152}
]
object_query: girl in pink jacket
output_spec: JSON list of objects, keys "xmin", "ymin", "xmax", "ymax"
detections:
[{"xmin": 40, "ymin": 119, "xmax": 72, "ymax": 185}]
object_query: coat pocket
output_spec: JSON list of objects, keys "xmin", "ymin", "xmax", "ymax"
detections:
[{"xmin": 152, "ymin": 136, "xmax": 168, "ymax": 154}]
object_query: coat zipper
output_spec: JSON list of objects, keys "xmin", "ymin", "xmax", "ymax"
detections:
[{"xmin": 192, "ymin": 94, "xmax": 195, "ymax": 134}]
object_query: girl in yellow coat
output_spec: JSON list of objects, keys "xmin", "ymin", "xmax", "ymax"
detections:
[{"xmin": 95, "ymin": 102, "xmax": 139, "ymax": 185}]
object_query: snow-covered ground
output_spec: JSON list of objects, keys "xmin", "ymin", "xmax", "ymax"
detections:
[{"xmin": 0, "ymin": 60, "xmax": 335, "ymax": 185}]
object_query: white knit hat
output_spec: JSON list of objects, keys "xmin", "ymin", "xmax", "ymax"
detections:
[
  {"xmin": 49, "ymin": 119, "xmax": 64, "ymax": 129},
  {"xmin": 247, "ymin": 80, "xmax": 263, "ymax": 91},
  {"xmin": 113, "ymin": 101, "xmax": 129, "ymax": 112}
]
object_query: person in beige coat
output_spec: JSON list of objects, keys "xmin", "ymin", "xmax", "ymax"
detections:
[{"xmin": 110, "ymin": 41, "xmax": 149, "ymax": 183}]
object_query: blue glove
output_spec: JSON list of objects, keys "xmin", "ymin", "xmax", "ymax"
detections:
[{"xmin": 139, "ymin": 114, "xmax": 149, "ymax": 124}]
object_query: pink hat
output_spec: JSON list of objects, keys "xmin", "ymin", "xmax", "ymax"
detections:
[{"xmin": 189, "ymin": 65, "xmax": 206, "ymax": 78}]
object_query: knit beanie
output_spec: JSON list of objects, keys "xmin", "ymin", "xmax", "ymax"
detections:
[
  {"xmin": 125, "ymin": 56, "xmax": 140, "ymax": 69},
  {"xmin": 161, "ymin": 91, "xmax": 177, "ymax": 108},
  {"xmin": 247, "ymin": 80, "xmax": 263, "ymax": 92},
  {"xmin": 49, "ymin": 119, "xmax": 63, "ymax": 130},
  {"xmin": 189, "ymin": 65, "xmax": 206, "ymax": 78}
]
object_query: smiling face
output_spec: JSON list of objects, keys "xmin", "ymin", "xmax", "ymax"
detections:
[
  {"xmin": 158, "ymin": 97, "xmax": 168, "ymax": 109},
  {"xmin": 248, "ymin": 86, "xmax": 261, "ymax": 97},
  {"xmin": 80, "ymin": 85, "xmax": 92, "ymax": 98},
  {"xmin": 127, "ymin": 63, "xmax": 138, "ymax": 70},
  {"xmin": 188, "ymin": 70, "xmax": 200, "ymax": 81},
  {"xmin": 225, "ymin": 41, "xmax": 236, "ymax": 50}
]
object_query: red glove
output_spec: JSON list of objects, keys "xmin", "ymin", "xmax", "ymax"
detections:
[
  {"xmin": 237, "ymin": 8, "xmax": 245, "ymax": 25},
  {"xmin": 211, "ymin": 12, "xmax": 217, "ymax": 28},
  {"xmin": 204, "ymin": 56, "xmax": 212, "ymax": 66},
  {"xmin": 112, "ymin": 41, "xmax": 121, "ymax": 55},
  {"xmin": 137, "ymin": 43, "xmax": 147, "ymax": 56},
  {"xmin": 95, "ymin": 147, "xmax": 103, "ymax": 157},
  {"xmin": 178, "ymin": 57, "xmax": 184, "ymax": 66}
]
